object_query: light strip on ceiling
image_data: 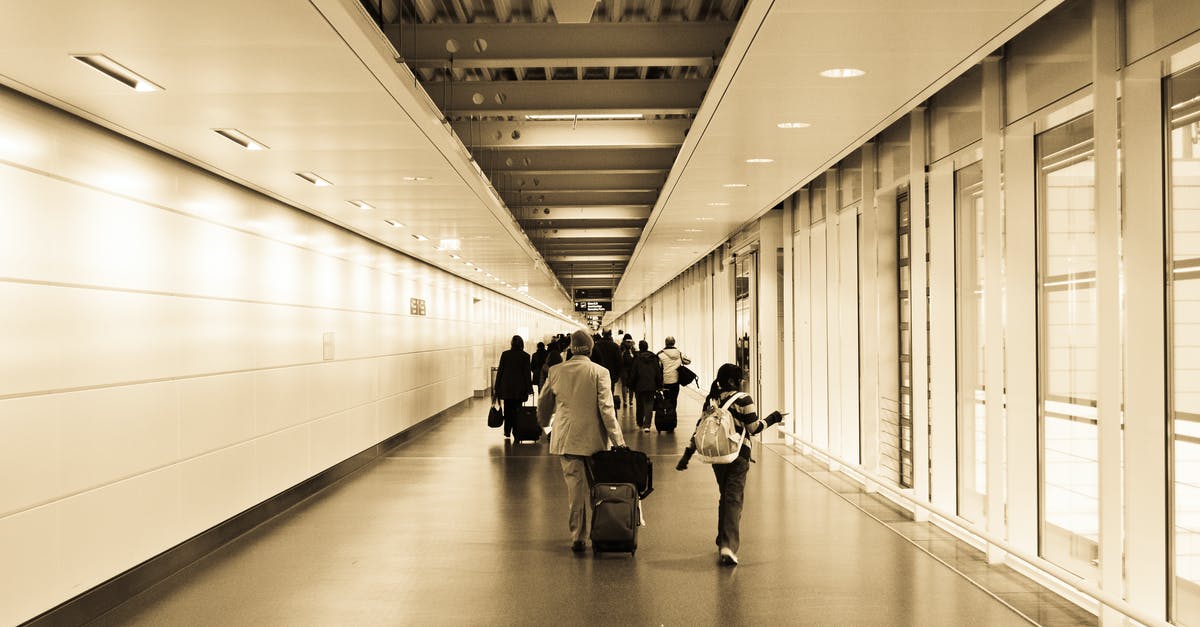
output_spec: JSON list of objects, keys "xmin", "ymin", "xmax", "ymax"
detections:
[
  {"xmin": 213, "ymin": 128, "xmax": 268, "ymax": 151},
  {"xmin": 384, "ymin": 219, "xmax": 405, "ymax": 228},
  {"xmin": 524, "ymin": 113, "xmax": 644, "ymax": 121},
  {"xmin": 295, "ymin": 172, "xmax": 333, "ymax": 187},
  {"xmin": 349, "ymin": 200, "xmax": 374, "ymax": 210},
  {"xmin": 71, "ymin": 54, "xmax": 163, "ymax": 91}
]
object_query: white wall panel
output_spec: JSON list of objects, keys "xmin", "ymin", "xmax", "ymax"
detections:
[
  {"xmin": 59, "ymin": 383, "xmax": 180, "ymax": 500},
  {"xmin": 58, "ymin": 467, "xmax": 181, "ymax": 597},
  {"xmin": 0, "ymin": 84, "xmax": 567, "ymax": 625},
  {"xmin": 0, "ymin": 396, "xmax": 63, "ymax": 516},
  {"xmin": 0, "ymin": 504, "xmax": 61, "ymax": 625}
]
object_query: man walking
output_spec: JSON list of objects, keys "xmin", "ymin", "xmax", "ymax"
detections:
[
  {"xmin": 630, "ymin": 340, "xmax": 663, "ymax": 432},
  {"xmin": 657, "ymin": 336, "xmax": 691, "ymax": 428},
  {"xmin": 537, "ymin": 330, "xmax": 626, "ymax": 553}
]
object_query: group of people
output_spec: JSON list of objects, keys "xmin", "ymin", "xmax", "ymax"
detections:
[{"xmin": 493, "ymin": 329, "xmax": 784, "ymax": 566}]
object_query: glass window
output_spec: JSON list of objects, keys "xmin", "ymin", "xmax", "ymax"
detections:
[
  {"xmin": 811, "ymin": 174, "xmax": 827, "ymax": 224},
  {"xmin": 955, "ymin": 161, "xmax": 987, "ymax": 523},
  {"xmin": 898, "ymin": 193, "xmax": 914, "ymax": 488},
  {"xmin": 1036, "ymin": 112, "xmax": 1098, "ymax": 578},
  {"xmin": 1005, "ymin": 0, "xmax": 1092, "ymax": 124},
  {"xmin": 840, "ymin": 151, "xmax": 863, "ymax": 208},
  {"xmin": 931, "ymin": 66, "xmax": 983, "ymax": 162},
  {"xmin": 1169, "ymin": 62, "xmax": 1200, "ymax": 621},
  {"xmin": 1126, "ymin": 0, "xmax": 1200, "ymax": 64}
]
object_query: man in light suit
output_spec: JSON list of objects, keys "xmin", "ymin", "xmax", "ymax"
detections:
[{"xmin": 538, "ymin": 329, "xmax": 626, "ymax": 553}]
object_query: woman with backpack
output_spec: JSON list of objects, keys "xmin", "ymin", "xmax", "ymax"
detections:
[{"xmin": 676, "ymin": 362, "xmax": 784, "ymax": 566}]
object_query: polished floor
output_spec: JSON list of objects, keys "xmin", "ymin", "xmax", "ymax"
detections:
[{"xmin": 91, "ymin": 391, "xmax": 1087, "ymax": 626}]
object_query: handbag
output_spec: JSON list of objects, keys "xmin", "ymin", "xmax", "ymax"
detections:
[
  {"xmin": 487, "ymin": 402, "xmax": 504, "ymax": 428},
  {"xmin": 676, "ymin": 365, "xmax": 698, "ymax": 387}
]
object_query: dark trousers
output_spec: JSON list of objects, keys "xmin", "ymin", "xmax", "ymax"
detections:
[
  {"xmin": 712, "ymin": 455, "xmax": 750, "ymax": 553},
  {"xmin": 635, "ymin": 390, "xmax": 655, "ymax": 428},
  {"xmin": 502, "ymin": 399, "xmax": 522, "ymax": 436},
  {"xmin": 663, "ymin": 382, "xmax": 680, "ymax": 414}
]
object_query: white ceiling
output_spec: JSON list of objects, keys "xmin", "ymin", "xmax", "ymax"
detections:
[
  {"xmin": 611, "ymin": 0, "xmax": 1061, "ymax": 316},
  {"xmin": 0, "ymin": 0, "xmax": 578, "ymax": 322},
  {"xmin": 0, "ymin": 0, "xmax": 1060, "ymax": 325}
]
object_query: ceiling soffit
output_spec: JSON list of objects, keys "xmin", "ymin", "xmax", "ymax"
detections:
[{"xmin": 363, "ymin": 0, "xmax": 744, "ymax": 321}]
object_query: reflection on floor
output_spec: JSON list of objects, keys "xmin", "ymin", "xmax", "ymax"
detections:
[
  {"xmin": 774, "ymin": 450, "xmax": 1097, "ymax": 627},
  {"xmin": 90, "ymin": 389, "xmax": 1087, "ymax": 626}
]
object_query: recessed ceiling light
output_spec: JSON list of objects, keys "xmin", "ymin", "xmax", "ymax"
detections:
[
  {"xmin": 401, "ymin": 176, "xmax": 432, "ymax": 182},
  {"xmin": 685, "ymin": 228, "xmax": 703, "ymax": 233},
  {"xmin": 820, "ymin": 67, "xmax": 866, "ymax": 78},
  {"xmin": 349, "ymin": 200, "xmax": 373, "ymax": 210},
  {"xmin": 450, "ymin": 254, "xmax": 462, "ymax": 260},
  {"xmin": 707, "ymin": 202, "xmax": 729, "ymax": 207},
  {"xmin": 464, "ymin": 261, "xmax": 474, "ymax": 267},
  {"xmin": 213, "ymin": 128, "xmax": 268, "ymax": 151},
  {"xmin": 696, "ymin": 217, "xmax": 715, "ymax": 221},
  {"xmin": 745, "ymin": 158, "xmax": 774, "ymax": 164},
  {"xmin": 71, "ymin": 54, "xmax": 163, "ymax": 92},
  {"xmin": 722, "ymin": 183, "xmax": 748, "ymax": 188},
  {"xmin": 475, "ymin": 267, "xmax": 483, "ymax": 272},
  {"xmin": 777, "ymin": 122, "xmax": 811, "ymax": 129},
  {"xmin": 411, "ymin": 233, "xmax": 428, "ymax": 241},
  {"xmin": 384, "ymin": 219, "xmax": 405, "ymax": 228},
  {"xmin": 296, "ymin": 172, "xmax": 332, "ymax": 187}
]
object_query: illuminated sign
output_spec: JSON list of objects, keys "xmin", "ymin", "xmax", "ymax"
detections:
[{"xmin": 573, "ymin": 300, "xmax": 611, "ymax": 312}]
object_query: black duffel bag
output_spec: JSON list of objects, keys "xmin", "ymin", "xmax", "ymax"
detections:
[
  {"xmin": 676, "ymin": 365, "xmax": 699, "ymax": 387},
  {"xmin": 589, "ymin": 447, "xmax": 653, "ymax": 499}
]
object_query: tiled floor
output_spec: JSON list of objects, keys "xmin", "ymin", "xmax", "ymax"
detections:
[{"xmin": 88, "ymin": 390, "xmax": 1079, "ymax": 626}]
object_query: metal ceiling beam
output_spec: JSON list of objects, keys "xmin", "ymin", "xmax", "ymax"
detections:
[
  {"xmin": 477, "ymin": 147, "xmax": 678, "ymax": 171},
  {"xmin": 503, "ymin": 188, "xmax": 660, "ymax": 205},
  {"xmin": 385, "ymin": 22, "xmax": 734, "ymax": 67},
  {"xmin": 525, "ymin": 227, "xmax": 642, "ymax": 239},
  {"xmin": 520, "ymin": 218, "xmax": 646, "ymax": 230},
  {"xmin": 491, "ymin": 171, "xmax": 666, "ymax": 191},
  {"xmin": 427, "ymin": 79, "xmax": 708, "ymax": 115},
  {"xmin": 546, "ymin": 254, "xmax": 630, "ymax": 262},
  {"xmin": 509, "ymin": 205, "xmax": 652, "ymax": 220},
  {"xmin": 557, "ymin": 273, "xmax": 623, "ymax": 279},
  {"xmin": 450, "ymin": 119, "xmax": 690, "ymax": 148}
]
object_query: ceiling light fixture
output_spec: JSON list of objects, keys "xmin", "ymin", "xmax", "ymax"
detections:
[
  {"xmin": 464, "ymin": 261, "xmax": 474, "ymax": 267},
  {"xmin": 820, "ymin": 67, "xmax": 866, "ymax": 78},
  {"xmin": 696, "ymin": 217, "xmax": 716, "ymax": 221},
  {"xmin": 295, "ymin": 172, "xmax": 332, "ymax": 187},
  {"xmin": 401, "ymin": 176, "xmax": 432, "ymax": 182},
  {"xmin": 213, "ymin": 128, "xmax": 267, "ymax": 151},
  {"xmin": 685, "ymin": 228, "xmax": 703, "ymax": 233},
  {"xmin": 745, "ymin": 158, "xmax": 774, "ymax": 164},
  {"xmin": 706, "ymin": 202, "xmax": 729, "ymax": 207},
  {"xmin": 411, "ymin": 233, "xmax": 428, "ymax": 241},
  {"xmin": 349, "ymin": 200, "xmax": 373, "ymax": 211},
  {"xmin": 524, "ymin": 113, "xmax": 644, "ymax": 122},
  {"xmin": 384, "ymin": 219, "xmax": 405, "ymax": 228},
  {"xmin": 71, "ymin": 54, "xmax": 163, "ymax": 92},
  {"xmin": 777, "ymin": 122, "xmax": 812, "ymax": 129},
  {"xmin": 449, "ymin": 254, "xmax": 462, "ymax": 260},
  {"xmin": 722, "ymin": 183, "xmax": 748, "ymax": 188}
]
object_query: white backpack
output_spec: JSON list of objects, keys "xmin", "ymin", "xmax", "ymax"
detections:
[{"xmin": 693, "ymin": 392, "xmax": 747, "ymax": 464}]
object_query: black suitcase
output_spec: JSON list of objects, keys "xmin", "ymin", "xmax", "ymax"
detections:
[
  {"xmin": 654, "ymin": 405, "xmax": 677, "ymax": 432},
  {"xmin": 590, "ymin": 483, "xmax": 638, "ymax": 555},
  {"xmin": 512, "ymin": 406, "xmax": 541, "ymax": 442},
  {"xmin": 590, "ymin": 447, "xmax": 653, "ymax": 499}
]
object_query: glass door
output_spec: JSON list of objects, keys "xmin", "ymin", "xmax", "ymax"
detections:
[
  {"xmin": 1169, "ymin": 62, "xmax": 1200, "ymax": 622},
  {"xmin": 955, "ymin": 160, "xmax": 987, "ymax": 523},
  {"xmin": 735, "ymin": 251, "xmax": 758, "ymax": 401},
  {"xmin": 1036, "ymin": 112, "xmax": 1099, "ymax": 578}
]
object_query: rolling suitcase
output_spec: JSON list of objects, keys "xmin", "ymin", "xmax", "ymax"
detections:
[
  {"xmin": 513, "ymin": 406, "xmax": 541, "ymax": 442},
  {"xmin": 590, "ymin": 447, "xmax": 653, "ymax": 499},
  {"xmin": 590, "ymin": 483, "xmax": 638, "ymax": 555},
  {"xmin": 654, "ymin": 405, "xmax": 677, "ymax": 432}
]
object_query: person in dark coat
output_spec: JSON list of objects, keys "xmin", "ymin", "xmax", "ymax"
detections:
[
  {"xmin": 591, "ymin": 329, "xmax": 623, "ymax": 393},
  {"xmin": 540, "ymin": 337, "xmax": 565, "ymax": 389},
  {"xmin": 619, "ymin": 334, "xmax": 636, "ymax": 416},
  {"xmin": 629, "ymin": 340, "xmax": 663, "ymax": 432},
  {"xmin": 494, "ymin": 335, "xmax": 533, "ymax": 438},
  {"xmin": 530, "ymin": 342, "xmax": 548, "ymax": 388}
]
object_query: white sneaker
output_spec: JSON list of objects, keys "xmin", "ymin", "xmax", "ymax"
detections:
[
  {"xmin": 718, "ymin": 547, "xmax": 738, "ymax": 566},
  {"xmin": 642, "ymin": 427, "xmax": 650, "ymax": 433}
]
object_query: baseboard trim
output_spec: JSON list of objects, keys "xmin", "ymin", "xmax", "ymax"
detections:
[{"xmin": 22, "ymin": 398, "xmax": 469, "ymax": 627}]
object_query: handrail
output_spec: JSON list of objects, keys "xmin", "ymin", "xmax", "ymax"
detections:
[{"xmin": 772, "ymin": 429, "xmax": 1169, "ymax": 627}]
